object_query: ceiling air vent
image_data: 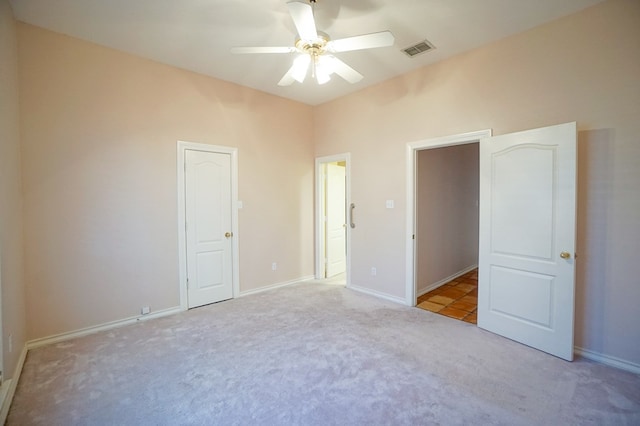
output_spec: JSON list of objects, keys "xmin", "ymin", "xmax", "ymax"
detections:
[{"xmin": 402, "ymin": 39, "xmax": 435, "ymax": 58}]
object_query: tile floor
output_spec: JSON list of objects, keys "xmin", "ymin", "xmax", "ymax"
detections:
[{"xmin": 416, "ymin": 269, "xmax": 478, "ymax": 324}]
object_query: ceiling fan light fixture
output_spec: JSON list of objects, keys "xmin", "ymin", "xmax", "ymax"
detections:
[
  {"xmin": 291, "ymin": 55, "xmax": 311, "ymax": 83},
  {"xmin": 315, "ymin": 67, "xmax": 331, "ymax": 84},
  {"xmin": 315, "ymin": 55, "xmax": 334, "ymax": 84}
]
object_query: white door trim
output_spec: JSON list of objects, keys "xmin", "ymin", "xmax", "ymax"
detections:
[
  {"xmin": 315, "ymin": 153, "xmax": 351, "ymax": 286},
  {"xmin": 405, "ymin": 130, "xmax": 492, "ymax": 306},
  {"xmin": 177, "ymin": 141, "xmax": 239, "ymax": 311}
]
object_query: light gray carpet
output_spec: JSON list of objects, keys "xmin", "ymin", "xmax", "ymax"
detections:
[{"xmin": 7, "ymin": 283, "xmax": 640, "ymax": 425}]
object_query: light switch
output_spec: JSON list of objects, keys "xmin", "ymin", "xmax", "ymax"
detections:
[
  {"xmin": 386, "ymin": 200, "xmax": 394, "ymax": 209},
  {"xmin": 237, "ymin": 200, "xmax": 243, "ymax": 209}
]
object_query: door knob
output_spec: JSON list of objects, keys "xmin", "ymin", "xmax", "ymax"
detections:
[
  {"xmin": 225, "ymin": 232, "xmax": 233, "ymax": 238},
  {"xmin": 560, "ymin": 251, "xmax": 571, "ymax": 259}
]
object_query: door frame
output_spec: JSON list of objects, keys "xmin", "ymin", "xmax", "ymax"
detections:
[
  {"xmin": 405, "ymin": 130, "xmax": 491, "ymax": 306},
  {"xmin": 315, "ymin": 153, "xmax": 351, "ymax": 285},
  {"xmin": 177, "ymin": 140, "xmax": 240, "ymax": 311}
]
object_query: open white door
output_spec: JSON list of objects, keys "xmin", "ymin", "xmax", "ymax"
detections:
[
  {"xmin": 325, "ymin": 163, "xmax": 346, "ymax": 277},
  {"xmin": 185, "ymin": 149, "xmax": 234, "ymax": 308},
  {"xmin": 478, "ymin": 122, "xmax": 577, "ymax": 361}
]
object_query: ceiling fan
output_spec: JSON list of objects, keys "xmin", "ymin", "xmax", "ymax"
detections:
[{"xmin": 230, "ymin": 0, "xmax": 395, "ymax": 86}]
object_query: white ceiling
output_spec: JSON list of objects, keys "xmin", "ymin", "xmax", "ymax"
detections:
[{"xmin": 9, "ymin": 0, "xmax": 603, "ymax": 105}]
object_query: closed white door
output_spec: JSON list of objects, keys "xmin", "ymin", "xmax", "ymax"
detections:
[
  {"xmin": 326, "ymin": 163, "xmax": 346, "ymax": 277},
  {"xmin": 478, "ymin": 122, "xmax": 577, "ymax": 361},
  {"xmin": 185, "ymin": 150, "xmax": 233, "ymax": 308}
]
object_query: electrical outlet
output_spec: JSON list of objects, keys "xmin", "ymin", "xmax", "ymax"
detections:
[
  {"xmin": 272, "ymin": 262, "xmax": 277, "ymax": 271},
  {"xmin": 141, "ymin": 306, "xmax": 150, "ymax": 315},
  {"xmin": 371, "ymin": 267, "xmax": 377, "ymax": 276},
  {"xmin": 8, "ymin": 333, "xmax": 12, "ymax": 353}
]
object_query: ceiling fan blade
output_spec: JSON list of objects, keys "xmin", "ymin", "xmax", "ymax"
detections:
[
  {"xmin": 328, "ymin": 31, "xmax": 395, "ymax": 52},
  {"xmin": 278, "ymin": 55, "xmax": 311, "ymax": 86},
  {"xmin": 329, "ymin": 57, "xmax": 363, "ymax": 84},
  {"xmin": 230, "ymin": 46, "xmax": 297, "ymax": 54},
  {"xmin": 287, "ymin": 1, "xmax": 318, "ymax": 41},
  {"xmin": 278, "ymin": 66, "xmax": 296, "ymax": 86}
]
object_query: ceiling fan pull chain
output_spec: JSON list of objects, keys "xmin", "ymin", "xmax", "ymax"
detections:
[{"xmin": 311, "ymin": 55, "xmax": 317, "ymax": 79}]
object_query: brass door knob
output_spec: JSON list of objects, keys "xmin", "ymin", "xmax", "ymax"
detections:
[
  {"xmin": 225, "ymin": 232, "xmax": 233, "ymax": 238},
  {"xmin": 560, "ymin": 251, "xmax": 571, "ymax": 259}
]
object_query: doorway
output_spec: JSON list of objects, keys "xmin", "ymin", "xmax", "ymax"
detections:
[
  {"xmin": 414, "ymin": 143, "xmax": 479, "ymax": 323},
  {"xmin": 315, "ymin": 154, "xmax": 351, "ymax": 285},
  {"xmin": 406, "ymin": 130, "xmax": 491, "ymax": 306}
]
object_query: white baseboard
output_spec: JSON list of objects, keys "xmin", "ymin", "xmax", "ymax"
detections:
[
  {"xmin": 0, "ymin": 344, "xmax": 28, "ymax": 424},
  {"xmin": 575, "ymin": 346, "xmax": 640, "ymax": 375},
  {"xmin": 26, "ymin": 276, "xmax": 317, "ymax": 350},
  {"xmin": 348, "ymin": 284, "xmax": 408, "ymax": 306},
  {"xmin": 417, "ymin": 264, "xmax": 478, "ymax": 297},
  {"xmin": 238, "ymin": 275, "xmax": 315, "ymax": 298},
  {"xmin": 27, "ymin": 306, "xmax": 183, "ymax": 350}
]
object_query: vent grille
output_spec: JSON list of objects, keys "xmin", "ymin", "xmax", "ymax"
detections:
[{"xmin": 402, "ymin": 40, "xmax": 435, "ymax": 57}]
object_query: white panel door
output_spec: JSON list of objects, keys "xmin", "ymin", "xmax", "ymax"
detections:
[
  {"xmin": 326, "ymin": 163, "xmax": 346, "ymax": 277},
  {"xmin": 478, "ymin": 122, "xmax": 577, "ymax": 361},
  {"xmin": 185, "ymin": 150, "xmax": 233, "ymax": 308}
]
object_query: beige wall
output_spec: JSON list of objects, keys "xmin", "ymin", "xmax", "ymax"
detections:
[
  {"xmin": 17, "ymin": 23, "xmax": 315, "ymax": 340},
  {"xmin": 416, "ymin": 144, "xmax": 478, "ymax": 294},
  {"xmin": 0, "ymin": 0, "xmax": 27, "ymax": 379},
  {"xmin": 314, "ymin": 0, "xmax": 640, "ymax": 365}
]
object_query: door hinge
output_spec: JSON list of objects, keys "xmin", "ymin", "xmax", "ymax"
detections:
[{"xmin": 186, "ymin": 278, "xmax": 189, "ymax": 288}]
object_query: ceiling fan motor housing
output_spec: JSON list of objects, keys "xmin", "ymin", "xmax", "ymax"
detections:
[{"xmin": 295, "ymin": 32, "xmax": 329, "ymax": 58}]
